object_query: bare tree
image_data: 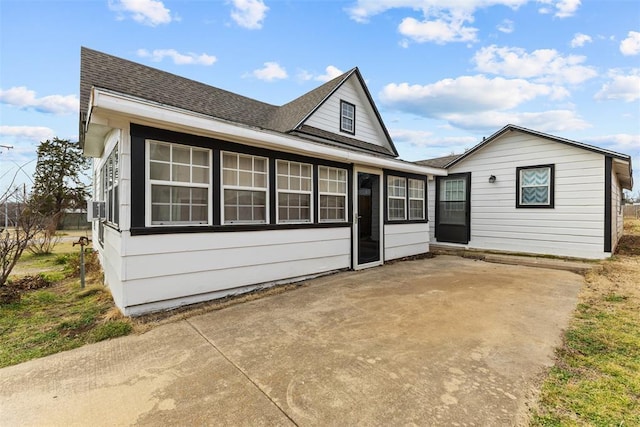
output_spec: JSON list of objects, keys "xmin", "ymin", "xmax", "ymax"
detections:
[{"xmin": 0, "ymin": 169, "xmax": 48, "ymax": 289}]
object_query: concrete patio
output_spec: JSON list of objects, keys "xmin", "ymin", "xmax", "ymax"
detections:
[{"xmin": 0, "ymin": 255, "xmax": 584, "ymax": 426}]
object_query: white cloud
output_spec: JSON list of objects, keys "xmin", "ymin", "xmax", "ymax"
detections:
[
  {"xmin": 315, "ymin": 66, "xmax": 344, "ymax": 82},
  {"xmin": 380, "ymin": 75, "xmax": 563, "ymax": 117},
  {"xmin": 620, "ymin": 31, "xmax": 640, "ymax": 56},
  {"xmin": 570, "ymin": 33, "xmax": 592, "ymax": 48},
  {"xmin": 136, "ymin": 49, "xmax": 217, "ymax": 65},
  {"xmin": 473, "ymin": 45, "xmax": 597, "ymax": 84},
  {"xmin": 398, "ymin": 13, "xmax": 478, "ymax": 44},
  {"xmin": 0, "ymin": 87, "xmax": 78, "ymax": 115},
  {"xmin": 537, "ymin": 0, "xmax": 581, "ymax": 18},
  {"xmin": 554, "ymin": 0, "xmax": 581, "ymax": 18},
  {"xmin": 251, "ymin": 62, "xmax": 288, "ymax": 82},
  {"xmin": 108, "ymin": 0, "xmax": 173, "ymax": 26},
  {"xmin": 230, "ymin": 0, "xmax": 268, "ymax": 29},
  {"xmin": 585, "ymin": 134, "xmax": 640, "ymax": 152},
  {"xmin": 595, "ymin": 69, "xmax": 640, "ymax": 102},
  {"xmin": 0, "ymin": 125, "xmax": 55, "ymax": 141},
  {"xmin": 497, "ymin": 19, "xmax": 514, "ymax": 34},
  {"xmin": 442, "ymin": 109, "xmax": 590, "ymax": 132},
  {"xmin": 390, "ymin": 129, "xmax": 477, "ymax": 148},
  {"xmin": 346, "ymin": 1, "xmax": 528, "ymax": 23},
  {"xmin": 346, "ymin": 1, "xmax": 530, "ymax": 44}
]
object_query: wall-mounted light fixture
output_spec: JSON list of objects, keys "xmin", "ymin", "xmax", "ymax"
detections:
[{"xmin": 488, "ymin": 175, "xmax": 496, "ymax": 183}]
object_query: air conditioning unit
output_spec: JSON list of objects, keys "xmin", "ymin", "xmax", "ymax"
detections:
[{"xmin": 87, "ymin": 201, "xmax": 106, "ymax": 221}]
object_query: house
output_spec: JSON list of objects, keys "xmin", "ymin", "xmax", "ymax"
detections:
[
  {"xmin": 79, "ymin": 48, "xmax": 446, "ymax": 315},
  {"xmin": 418, "ymin": 125, "xmax": 633, "ymax": 259}
]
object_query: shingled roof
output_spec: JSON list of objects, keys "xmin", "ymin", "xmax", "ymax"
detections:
[
  {"xmin": 414, "ymin": 154, "xmax": 461, "ymax": 168},
  {"xmin": 80, "ymin": 47, "xmax": 396, "ymax": 157}
]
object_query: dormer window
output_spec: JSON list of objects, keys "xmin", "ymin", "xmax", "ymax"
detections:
[{"xmin": 340, "ymin": 100, "xmax": 355, "ymax": 134}]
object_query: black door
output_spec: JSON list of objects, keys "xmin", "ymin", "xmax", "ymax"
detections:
[
  {"xmin": 357, "ymin": 172, "xmax": 380, "ymax": 265},
  {"xmin": 436, "ymin": 173, "xmax": 471, "ymax": 244}
]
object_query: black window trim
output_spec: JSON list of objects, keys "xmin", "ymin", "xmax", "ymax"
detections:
[
  {"xmin": 382, "ymin": 170, "xmax": 428, "ymax": 224},
  {"xmin": 516, "ymin": 164, "xmax": 555, "ymax": 209},
  {"xmin": 130, "ymin": 123, "xmax": 353, "ymax": 235},
  {"xmin": 339, "ymin": 100, "xmax": 356, "ymax": 135}
]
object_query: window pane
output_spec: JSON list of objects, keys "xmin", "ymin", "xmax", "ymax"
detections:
[
  {"xmin": 152, "ymin": 205, "xmax": 170, "ymax": 223},
  {"xmin": 149, "ymin": 142, "xmax": 170, "ymax": 161},
  {"xmin": 173, "ymin": 146, "xmax": 190, "ymax": 164},
  {"xmin": 522, "ymin": 187, "xmax": 548, "ymax": 204},
  {"xmin": 278, "ymin": 175, "xmax": 288, "ymax": 190},
  {"xmin": 150, "ymin": 162, "xmax": 170, "ymax": 181},
  {"xmin": 223, "ymin": 153, "xmax": 237, "ymax": 169},
  {"xmin": 192, "ymin": 149, "xmax": 209, "ymax": 166},
  {"xmin": 223, "ymin": 169, "xmax": 237, "ymax": 186},
  {"xmin": 192, "ymin": 188, "xmax": 208, "ymax": 205},
  {"xmin": 239, "ymin": 155, "xmax": 252, "ymax": 171},
  {"xmin": 522, "ymin": 168, "xmax": 549, "ymax": 186},
  {"xmin": 192, "ymin": 205, "xmax": 208, "ymax": 222},
  {"xmin": 152, "ymin": 185, "xmax": 170, "ymax": 203},
  {"xmin": 173, "ymin": 164, "xmax": 191, "ymax": 182},
  {"xmin": 254, "ymin": 173, "xmax": 267, "ymax": 188},
  {"xmin": 192, "ymin": 166, "xmax": 209, "ymax": 184},
  {"xmin": 239, "ymin": 171, "xmax": 253, "ymax": 186},
  {"xmin": 254, "ymin": 158, "xmax": 267, "ymax": 172},
  {"xmin": 172, "ymin": 187, "xmax": 191, "ymax": 204}
]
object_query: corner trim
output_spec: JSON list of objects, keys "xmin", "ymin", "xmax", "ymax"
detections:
[{"xmin": 604, "ymin": 156, "xmax": 612, "ymax": 253}]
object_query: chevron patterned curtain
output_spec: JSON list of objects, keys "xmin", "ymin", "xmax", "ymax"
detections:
[{"xmin": 520, "ymin": 167, "xmax": 549, "ymax": 204}]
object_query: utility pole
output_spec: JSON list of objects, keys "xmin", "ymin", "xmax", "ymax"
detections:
[{"xmin": 1, "ymin": 145, "xmax": 15, "ymax": 230}]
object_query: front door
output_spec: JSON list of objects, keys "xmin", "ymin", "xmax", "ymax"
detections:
[
  {"xmin": 436, "ymin": 173, "xmax": 471, "ymax": 244},
  {"xmin": 357, "ymin": 172, "xmax": 381, "ymax": 266}
]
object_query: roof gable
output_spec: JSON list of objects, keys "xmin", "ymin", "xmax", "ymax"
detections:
[
  {"xmin": 296, "ymin": 70, "xmax": 398, "ymax": 157},
  {"xmin": 446, "ymin": 124, "xmax": 633, "ymax": 189}
]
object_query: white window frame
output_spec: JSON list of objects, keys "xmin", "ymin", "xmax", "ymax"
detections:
[
  {"xmin": 102, "ymin": 143, "xmax": 119, "ymax": 226},
  {"xmin": 387, "ymin": 176, "xmax": 407, "ymax": 221},
  {"xmin": 408, "ymin": 178, "xmax": 425, "ymax": 220},
  {"xmin": 276, "ymin": 160, "xmax": 313, "ymax": 224},
  {"xmin": 340, "ymin": 100, "xmax": 355, "ymax": 134},
  {"xmin": 221, "ymin": 151, "xmax": 269, "ymax": 224},
  {"xmin": 318, "ymin": 166, "xmax": 348, "ymax": 223},
  {"xmin": 146, "ymin": 140, "xmax": 212, "ymax": 227}
]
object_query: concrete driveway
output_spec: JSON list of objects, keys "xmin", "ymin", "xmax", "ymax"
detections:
[{"xmin": 0, "ymin": 255, "xmax": 583, "ymax": 426}]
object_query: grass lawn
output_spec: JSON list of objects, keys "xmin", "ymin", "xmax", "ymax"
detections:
[
  {"xmin": 0, "ymin": 234, "xmax": 132, "ymax": 368},
  {"xmin": 531, "ymin": 218, "xmax": 640, "ymax": 426}
]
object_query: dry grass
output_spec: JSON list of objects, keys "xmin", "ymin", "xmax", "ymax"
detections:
[
  {"xmin": 0, "ymin": 244, "xmax": 132, "ymax": 368},
  {"xmin": 531, "ymin": 218, "xmax": 640, "ymax": 426}
]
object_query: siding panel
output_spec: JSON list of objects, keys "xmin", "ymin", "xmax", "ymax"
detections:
[
  {"xmin": 445, "ymin": 131, "xmax": 607, "ymax": 259},
  {"xmin": 384, "ymin": 223, "xmax": 429, "ymax": 260}
]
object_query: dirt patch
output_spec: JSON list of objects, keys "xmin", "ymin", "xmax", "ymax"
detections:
[
  {"xmin": 9, "ymin": 275, "xmax": 54, "ymax": 292},
  {"xmin": 616, "ymin": 234, "xmax": 640, "ymax": 256}
]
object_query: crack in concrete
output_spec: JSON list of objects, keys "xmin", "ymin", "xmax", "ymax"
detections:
[{"xmin": 186, "ymin": 319, "xmax": 298, "ymax": 426}]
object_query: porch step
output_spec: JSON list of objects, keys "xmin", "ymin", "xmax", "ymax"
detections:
[{"xmin": 429, "ymin": 245, "xmax": 597, "ymax": 275}]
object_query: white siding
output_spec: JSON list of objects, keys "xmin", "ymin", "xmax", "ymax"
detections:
[
  {"xmin": 304, "ymin": 76, "xmax": 392, "ymax": 151},
  {"xmin": 118, "ymin": 227, "xmax": 351, "ymax": 313},
  {"xmin": 384, "ymin": 223, "xmax": 429, "ymax": 260},
  {"xmin": 444, "ymin": 131, "xmax": 608, "ymax": 259}
]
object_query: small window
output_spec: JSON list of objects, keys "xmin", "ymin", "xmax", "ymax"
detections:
[
  {"xmin": 387, "ymin": 176, "xmax": 406, "ymax": 221},
  {"xmin": 340, "ymin": 100, "xmax": 355, "ymax": 134},
  {"xmin": 102, "ymin": 144, "xmax": 119, "ymax": 226},
  {"xmin": 277, "ymin": 160, "xmax": 312, "ymax": 223},
  {"xmin": 148, "ymin": 140, "xmax": 211, "ymax": 226},
  {"xmin": 408, "ymin": 179, "xmax": 425, "ymax": 220},
  {"xmin": 319, "ymin": 166, "xmax": 348, "ymax": 222},
  {"xmin": 517, "ymin": 165, "xmax": 554, "ymax": 208},
  {"xmin": 222, "ymin": 152, "xmax": 268, "ymax": 224}
]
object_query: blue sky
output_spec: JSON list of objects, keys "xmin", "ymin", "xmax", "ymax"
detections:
[{"xmin": 1, "ymin": 0, "xmax": 639, "ymax": 194}]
